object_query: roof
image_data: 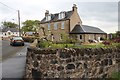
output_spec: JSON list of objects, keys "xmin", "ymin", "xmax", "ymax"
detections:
[
  {"xmin": 2, "ymin": 28, "xmax": 19, "ymax": 32},
  {"xmin": 25, "ymin": 32, "xmax": 34, "ymax": 35},
  {"xmin": 70, "ymin": 24, "xmax": 106, "ymax": 34},
  {"xmin": 40, "ymin": 11, "xmax": 73, "ymax": 23}
]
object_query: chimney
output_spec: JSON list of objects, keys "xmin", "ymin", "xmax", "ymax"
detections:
[
  {"xmin": 72, "ymin": 4, "xmax": 77, "ymax": 12},
  {"xmin": 45, "ymin": 10, "xmax": 49, "ymax": 16}
]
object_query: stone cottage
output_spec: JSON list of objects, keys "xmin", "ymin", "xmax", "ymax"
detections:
[{"xmin": 39, "ymin": 4, "xmax": 107, "ymax": 43}]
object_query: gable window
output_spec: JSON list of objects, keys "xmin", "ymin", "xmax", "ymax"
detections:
[
  {"xmin": 61, "ymin": 22, "xmax": 64, "ymax": 29},
  {"xmin": 59, "ymin": 12, "xmax": 65, "ymax": 19},
  {"xmin": 54, "ymin": 23, "xmax": 58, "ymax": 30},
  {"xmin": 48, "ymin": 23, "xmax": 50, "ymax": 30},
  {"xmin": 80, "ymin": 35, "xmax": 82, "ymax": 39},
  {"xmin": 46, "ymin": 14, "xmax": 51, "ymax": 21}
]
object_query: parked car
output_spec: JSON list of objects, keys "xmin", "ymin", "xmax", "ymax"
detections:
[{"xmin": 10, "ymin": 37, "xmax": 24, "ymax": 46}]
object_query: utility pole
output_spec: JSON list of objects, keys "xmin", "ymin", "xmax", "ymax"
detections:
[{"xmin": 18, "ymin": 10, "xmax": 21, "ymax": 36}]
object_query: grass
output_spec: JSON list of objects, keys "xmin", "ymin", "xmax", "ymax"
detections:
[
  {"xmin": 111, "ymin": 72, "xmax": 120, "ymax": 80},
  {"xmin": 38, "ymin": 40, "xmax": 120, "ymax": 49}
]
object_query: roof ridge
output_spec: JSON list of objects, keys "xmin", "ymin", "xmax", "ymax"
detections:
[
  {"xmin": 52, "ymin": 10, "xmax": 73, "ymax": 15},
  {"xmin": 81, "ymin": 25, "xmax": 86, "ymax": 32}
]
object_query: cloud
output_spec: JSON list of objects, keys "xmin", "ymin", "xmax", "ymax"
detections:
[{"xmin": 0, "ymin": 0, "xmax": 119, "ymax": 33}]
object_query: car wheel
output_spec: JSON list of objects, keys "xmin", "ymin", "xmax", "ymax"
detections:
[
  {"xmin": 22, "ymin": 43, "xmax": 24, "ymax": 46},
  {"xmin": 10, "ymin": 43, "xmax": 12, "ymax": 46}
]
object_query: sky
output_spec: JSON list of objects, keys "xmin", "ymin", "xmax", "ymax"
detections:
[{"xmin": 0, "ymin": 0, "xmax": 119, "ymax": 33}]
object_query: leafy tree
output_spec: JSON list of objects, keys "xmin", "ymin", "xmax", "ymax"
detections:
[
  {"xmin": 1, "ymin": 21, "xmax": 18, "ymax": 28},
  {"xmin": 116, "ymin": 31, "xmax": 120, "ymax": 37},
  {"xmin": 21, "ymin": 20, "xmax": 40, "ymax": 32}
]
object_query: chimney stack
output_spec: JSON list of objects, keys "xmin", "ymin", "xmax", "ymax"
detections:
[
  {"xmin": 72, "ymin": 4, "xmax": 77, "ymax": 12},
  {"xmin": 45, "ymin": 10, "xmax": 49, "ymax": 16}
]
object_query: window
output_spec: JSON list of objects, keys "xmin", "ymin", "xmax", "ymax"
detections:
[
  {"xmin": 80, "ymin": 35, "xmax": 82, "ymax": 39},
  {"xmin": 61, "ymin": 22, "xmax": 64, "ymax": 29},
  {"xmin": 54, "ymin": 23, "xmax": 58, "ymax": 30},
  {"xmin": 48, "ymin": 23, "xmax": 50, "ymax": 30},
  {"xmin": 59, "ymin": 12, "xmax": 65, "ymax": 19},
  {"xmin": 46, "ymin": 14, "xmax": 51, "ymax": 21},
  {"xmin": 61, "ymin": 12, "xmax": 65, "ymax": 18},
  {"xmin": 8, "ymin": 32, "xmax": 11, "ymax": 35}
]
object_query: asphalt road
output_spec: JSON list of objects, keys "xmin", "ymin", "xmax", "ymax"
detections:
[
  {"xmin": 1, "ymin": 40, "xmax": 25, "ymax": 60},
  {"xmin": 0, "ymin": 40, "xmax": 30, "ymax": 79}
]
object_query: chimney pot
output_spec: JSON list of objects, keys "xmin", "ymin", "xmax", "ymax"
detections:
[
  {"xmin": 72, "ymin": 4, "xmax": 77, "ymax": 11},
  {"xmin": 45, "ymin": 10, "xmax": 49, "ymax": 16}
]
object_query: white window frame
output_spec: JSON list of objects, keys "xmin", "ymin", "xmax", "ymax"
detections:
[
  {"xmin": 54, "ymin": 23, "xmax": 58, "ymax": 30},
  {"xmin": 59, "ymin": 12, "xmax": 65, "ymax": 19},
  {"xmin": 46, "ymin": 14, "xmax": 51, "ymax": 21},
  {"xmin": 48, "ymin": 23, "xmax": 50, "ymax": 30},
  {"xmin": 61, "ymin": 22, "xmax": 65, "ymax": 29}
]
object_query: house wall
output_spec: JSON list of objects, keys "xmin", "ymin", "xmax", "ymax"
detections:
[
  {"xmin": 2, "ymin": 31, "xmax": 19, "ymax": 37},
  {"xmin": 40, "ymin": 20, "xmax": 70, "ymax": 41},
  {"xmin": 84, "ymin": 34, "xmax": 107, "ymax": 43},
  {"xmin": 70, "ymin": 8, "xmax": 82, "ymax": 31},
  {"xmin": 76, "ymin": 34, "xmax": 85, "ymax": 42},
  {"xmin": 70, "ymin": 34, "xmax": 107, "ymax": 43}
]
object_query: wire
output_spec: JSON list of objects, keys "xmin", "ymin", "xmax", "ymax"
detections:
[
  {"xmin": 0, "ymin": 2, "xmax": 17, "ymax": 11},
  {"xmin": 1, "ymin": 11, "xmax": 17, "ymax": 21}
]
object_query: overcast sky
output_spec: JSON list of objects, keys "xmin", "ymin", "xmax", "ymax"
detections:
[{"xmin": 0, "ymin": 0, "xmax": 119, "ymax": 33}]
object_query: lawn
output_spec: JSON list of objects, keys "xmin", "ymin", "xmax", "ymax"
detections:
[{"xmin": 37, "ymin": 39, "xmax": 120, "ymax": 49}]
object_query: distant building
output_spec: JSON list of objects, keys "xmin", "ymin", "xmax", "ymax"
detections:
[
  {"xmin": 2, "ymin": 28, "xmax": 19, "ymax": 37},
  {"xmin": 23, "ymin": 32, "xmax": 35, "ymax": 36},
  {"xmin": 39, "ymin": 4, "xmax": 107, "ymax": 43}
]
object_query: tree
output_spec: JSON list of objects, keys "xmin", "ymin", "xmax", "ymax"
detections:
[
  {"xmin": 21, "ymin": 20, "xmax": 40, "ymax": 32},
  {"xmin": 1, "ymin": 21, "xmax": 18, "ymax": 28},
  {"xmin": 116, "ymin": 31, "xmax": 120, "ymax": 37}
]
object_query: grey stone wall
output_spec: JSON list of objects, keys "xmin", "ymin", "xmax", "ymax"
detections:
[{"xmin": 25, "ymin": 47, "xmax": 120, "ymax": 79}]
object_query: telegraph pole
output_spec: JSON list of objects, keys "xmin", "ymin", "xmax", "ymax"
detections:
[{"xmin": 18, "ymin": 10, "xmax": 21, "ymax": 36}]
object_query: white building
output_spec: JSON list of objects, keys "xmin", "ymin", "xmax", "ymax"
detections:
[{"xmin": 2, "ymin": 28, "xmax": 19, "ymax": 37}]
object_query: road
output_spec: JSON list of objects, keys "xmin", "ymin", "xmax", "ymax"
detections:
[
  {"xmin": 1, "ymin": 40, "xmax": 25, "ymax": 60},
  {"xmin": 0, "ymin": 40, "xmax": 30, "ymax": 79}
]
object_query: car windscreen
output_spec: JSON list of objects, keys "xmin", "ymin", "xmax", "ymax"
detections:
[{"xmin": 13, "ymin": 37, "xmax": 23, "ymax": 40}]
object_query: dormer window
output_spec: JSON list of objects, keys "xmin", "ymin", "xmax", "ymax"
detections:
[
  {"xmin": 59, "ymin": 12, "xmax": 65, "ymax": 19},
  {"xmin": 46, "ymin": 14, "xmax": 51, "ymax": 21}
]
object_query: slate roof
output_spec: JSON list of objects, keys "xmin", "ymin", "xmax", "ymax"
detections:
[
  {"xmin": 70, "ymin": 24, "xmax": 106, "ymax": 34},
  {"xmin": 40, "ymin": 11, "xmax": 73, "ymax": 23},
  {"xmin": 2, "ymin": 28, "xmax": 19, "ymax": 32}
]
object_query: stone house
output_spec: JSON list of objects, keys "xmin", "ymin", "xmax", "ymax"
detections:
[{"xmin": 39, "ymin": 4, "xmax": 107, "ymax": 43}]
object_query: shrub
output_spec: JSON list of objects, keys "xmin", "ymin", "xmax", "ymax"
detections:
[
  {"xmin": 38, "ymin": 39, "xmax": 52, "ymax": 48},
  {"xmin": 22, "ymin": 37, "xmax": 37, "ymax": 43},
  {"xmin": 113, "ymin": 37, "xmax": 120, "ymax": 43},
  {"xmin": 102, "ymin": 41, "xmax": 111, "ymax": 45},
  {"xmin": 116, "ymin": 43, "xmax": 120, "ymax": 48},
  {"xmin": 111, "ymin": 72, "xmax": 120, "ymax": 79}
]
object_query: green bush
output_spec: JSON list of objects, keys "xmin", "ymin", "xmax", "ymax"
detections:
[
  {"xmin": 38, "ymin": 40, "xmax": 52, "ymax": 48},
  {"xmin": 111, "ymin": 72, "xmax": 120, "ymax": 80},
  {"xmin": 115, "ymin": 43, "xmax": 120, "ymax": 48},
  {"xmin": 22, "ymin": 37, "xmax": 38, "ymax": 43}
]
